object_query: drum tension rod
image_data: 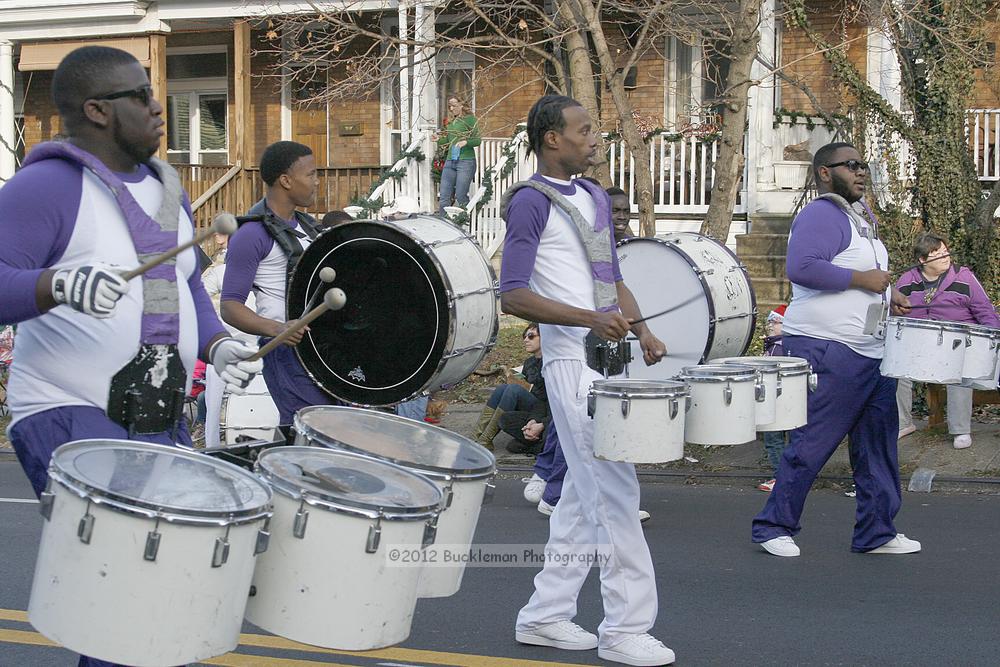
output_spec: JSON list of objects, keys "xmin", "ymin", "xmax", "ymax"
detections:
[
  {"xmin": 212, "ymin": 524, "xmax": 232, "ymax": 568},
  {"xmin": 145, "ymin": 517, "xmax": 163, "ymax": 562},
  {"xmin": 77, "ymin": 499, "xmax": 95, "ymax": 545},
  {"xmin": 366, "ymin": 515, "xmax": 383, "ymax": 554}
]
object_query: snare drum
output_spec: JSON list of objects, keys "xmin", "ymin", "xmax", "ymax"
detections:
[
  {"xmin": 295, "ymin": 406, "xmax": 496, "ymax": 598},
  {"xmin": 716, "ymin": 357, "xmax": 781, "ymax": 426},
  {"xmin": 588, "ymin": 379, "xmax": 689, "ymax": 463},
  {"xmin": 617, "ymin": 233, "xmax": 756, "ymax": 379},
  {"xmin": 758, "ymin": 356, "xmax": 815, "ymax": 431},
  {"xmin": 880, "ymin": 317, "xmax": 968, "ymax": 383},
  {"xmin": 679, "ymin": 364, "xmax": 759, "ymax": 445},
  {"xmin": 245, "ymin": 446, "xmax": 443, "ymax": 650},
  {"xmin": 961, "ymin": 324, "xmax": 1000, "ymax": 383},
  {"xmin": 29, "ymin": 440, "xmax": 272, "ymax": 667}
]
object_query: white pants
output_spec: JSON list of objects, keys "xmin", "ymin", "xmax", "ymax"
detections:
[
  {"xmin": 896, "ymin": 378, "xmax": 972, "ymax": 435},
  {"xmin": 515, "ymin": 360, "xmax": 657, "ymax": 648},
  {"xmin": 205, "ymin": 366, "xmax": 225, "ymax": 448}
]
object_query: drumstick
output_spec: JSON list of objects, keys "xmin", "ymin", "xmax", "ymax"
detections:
[
  {"xmin": 303, "ymin": 267, "xmax": 337, "ymax": 313},
  {"xmin": 249, "ymin": 288, "xmax": 347, "ymax": 361},
  {"xmin": 628, "ymin": 293, "xmax": 703, "ymax": 326},
  {"xmin": 121, "ymin": 213, "xmax": 239, "ymax": 281},
  {"xmin": 895, "ymin": 252, "xmax": 953, "ymax": 276}
]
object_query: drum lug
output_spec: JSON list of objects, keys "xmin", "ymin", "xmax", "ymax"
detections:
[
  {"xmin": 775, "ymin": 376, "xmax": 783, "ymax": 398},
  {"xmin": 755, "ymin": 377, "xmax": 766, "ymax": 403},
  {"xmin": 293, "ymin": 505, "xmax": 310, "ymax": 540},
  {"xmin": 422, "ymin": 514, "xmax": 439, "ymax": 547},
  {"xmin": 255, "ymin": 517, "xmax": 271, "ymax": 555},
  {"xmin": 685, "ymin": 395, "xmax": 692, "ymax": 412},
  {"xmin": 894, "ymin": 320, "xmax": 904, "ymax": 339},
  {"xmin": 808, "ymin": 372, "xmax": 819, "ymax": 392},
  {"xmin": 724, "ymin": 384, "xmax": 733, "ymax": 406},
  {"xmin": 937, "ymin": 329, "xmax": 944, "ymax": 345},
  {"xmin": 38, "ymin": 491, "xmax": 55, "ymax": 521},
  {"xmin": 144, "ymin": 529, "xmax": 161, "ymax": 562},
  {"xmin": 483, "ymin": 475, "xmax": 496, "ymax": 505},
  {"xmin": 953, "ymin": 338, "xmax": 964, "ymax": 350},
  {"xmin": 442, "ymin": 479, "xmax": 455, "ymax": 509},
  {"xmin": 366, "ymin": 516, "xmax": 383, "ymax": 554},
  {"xmin": 620, "ymin": 394, "xmax": 631, "ymax": 419},
  {"xmin": 669, "ymin": 398, "xmax": 679, "ymax": 420},
  {"xmin": 587, "ymin": 392, "xmax": 596, "ymax": 418},
  {"xmin": 694, "ymin": 267, "xmax": 715, "ymax": 276},
  {"xmin": 212, "ymin": 535, "xmax": 230, "ymax": 568},
  {"xmin": 77, "ymin": 502, "xmax": 94, "ymax": 545}
]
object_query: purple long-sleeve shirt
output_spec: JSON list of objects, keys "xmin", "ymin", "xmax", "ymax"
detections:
[
  {"xmin": 896, "ymin": 265, "xmax": 1000, "ymax": 326},
  {"xmin": 785, "ymin": 199, "xmax": 856, "ymax": 292}
]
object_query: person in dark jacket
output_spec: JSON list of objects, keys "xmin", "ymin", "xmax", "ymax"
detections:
[{"xmin": 472, "ymin": 323, "xmax": 547, "ymax": 451}]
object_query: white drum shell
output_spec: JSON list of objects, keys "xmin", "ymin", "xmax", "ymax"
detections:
[
  {"xmin": 416, "ymin": 477, "xmax": 488, "ymax": 598},
  {"xmin": 759, "ymin": 370, "xmax": 808, "ymax": 431},
  {"xmin": 29, "ymin": 484, "xmax": 262, "ymax": 667},
  {"xmin": 683, "ymin": 377, "xmax": 757, "ymax": 445},
  {"xmin": 223, "ymin": 375, "xmax": 280, "ymax": 443},
  {"xmin": 592, "ymin": 392, "xmax": 686, "ymax": 463},
  {"xmin": 961, "ymin": 328, "xmax": 999, "ymax": 383},
  {"xmin": 245, "ymin": 491, "xmax": 428, "ymax": 650},
  {"xmin": 391, "ymin": 216, "xmax": 498, "ymax": 396},
  {"xmin": 716, "ymin": 357, "xmax": 779, "ymax": 426},
  {"xmin": 880, "ymin": 319, "xmax": 967, "ymax": 384}
]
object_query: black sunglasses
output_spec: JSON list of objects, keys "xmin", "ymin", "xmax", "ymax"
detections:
[
  {"xmin": 524, "ymin": 332, "xmax": 538, "ymax": 340},
  {"xmin": 824, "ymin": 159, "xmax": 869, "ymax": 173},
  {"xmin": 92, "ymin": 84, "xmax": 154, "ymax": 107}
]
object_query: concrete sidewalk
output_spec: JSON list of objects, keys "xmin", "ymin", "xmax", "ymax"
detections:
[{"xmin": 440, "ymin": 401, "xmax": 1000, "ymax": 485}]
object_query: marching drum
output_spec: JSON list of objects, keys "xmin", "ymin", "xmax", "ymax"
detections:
[
  {"xmin": 223, "ymin": 374, "xmax": 280, "ymax": 444},
  {"xmin": 678, "ymin": 364, "xmax": 760, "ymax": 445},
  {"xmin": 961, "ymin": 324, "xmax": 1000, "ymax": 384},
  {"xmin": 295, "ymin": 405, "xmax": 496, "ymax": 598},
  {"xmin": 757, "ymin": 356, "xmax": 815, "ymax": 431},
  {"xmin": 716, "ymin": 357, "xmax": 781, "ymax": 426},
  {"xmin": 29, "ymin": 440, "xmax": 272, "ymax": 667},
  {"xmin": 881, "ymin": 317, "xmax": 968, "ymax": 384},
  {"xmin": 245, "ymin": 446, "xmax": 443, "ymax": 650},
  {"xmin": 286, "ymin": 217, "xmax": 499, "ymax": 405},
  {"xmin": 588, "ymin": 379, "xmax": 689, "ymax": 463},
  {"xmin": 616, "ymin": 233, "xmax": 756, "ymax": 379}
]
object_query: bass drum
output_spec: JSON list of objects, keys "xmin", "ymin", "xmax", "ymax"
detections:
[
  {"xmin": 287, "ymin": 216, "xmax": 499, "ymax": 405},
  {"xmin": 616, "ymin": 233, "xmax": 756, "ymax": 379}
]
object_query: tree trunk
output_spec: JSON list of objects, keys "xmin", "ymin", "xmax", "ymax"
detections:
[
  {"xmin": 700, "ymin": 0, "xmax": 761, "ymax": 242},
  {"xmin": 569, "ymin": 0, "xmax": 655, "ymax": 236},
  {"xmin": 556, "ymin": 0, "xmax": 612, "ymax": 186}
]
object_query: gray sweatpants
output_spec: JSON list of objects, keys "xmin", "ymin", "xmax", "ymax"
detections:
[{"xmin": 896, "ymin": 378, "xmax": 972, "ymax": 435}]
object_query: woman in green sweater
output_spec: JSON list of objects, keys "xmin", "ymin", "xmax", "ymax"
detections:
[{"xmin": 435, "ymin": 96, "xmax": 480, "ymax": 215}]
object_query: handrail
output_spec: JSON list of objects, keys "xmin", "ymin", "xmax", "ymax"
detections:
[
  {"xmin": 367, "ymin": 131, "xmax": 427, "ymax": 203},
  {"xmin": 466, "ymin": 130, "xmax": 528, "ymax": 212},
  {"xmin": 191, "ymin": 161, "xmax": 242, "ymax": 212}
]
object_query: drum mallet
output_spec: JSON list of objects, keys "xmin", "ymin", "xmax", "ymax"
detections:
[
  {"xmin": 249, "ymin": 288, "xmax": 347, "ymax": 361},
  {"xmin": 303, "ymin": 267, "xmax": 337, "ymax": 312},
  {"xmin": 121, "ymin": 212, "xmax": 239, "ymax": 281}
]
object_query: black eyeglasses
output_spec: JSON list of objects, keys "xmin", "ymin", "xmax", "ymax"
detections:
[
  {"xmin": 524, "ymin": 333, "xmax": 538, "ymax": 340},
  {"xmin": 824, "ymin": 159, "xmax": 869, "ymax": 173},
  {"xmin": 92, "ymin": 85, "xmax": 154, "ymax": 107}
]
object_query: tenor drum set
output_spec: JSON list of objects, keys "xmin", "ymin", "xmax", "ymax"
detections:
[{"xmin": 880, "ymin": 316, "xmax": 1000, "ymax": 388}]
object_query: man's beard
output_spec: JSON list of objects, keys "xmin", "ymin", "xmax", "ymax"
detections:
[
  {"xmin": 832, "ymin": 173, "xmax": 862, "ymax": 203},
  {"xmin": 113, "ymin": 114, "xmax": 156, "ymax": 164}
]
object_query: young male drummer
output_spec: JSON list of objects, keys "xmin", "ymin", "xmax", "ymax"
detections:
[
  {"xmin": 750, "ymin": 142, "xmax": 919, "ymax": 557},
  {"xmin": 500, "ymin": 95, "xmax": 673, "ymax": 666},
  {"xmin": 221, "ymin": 141, "xmax": 334, "ymax": 426}
]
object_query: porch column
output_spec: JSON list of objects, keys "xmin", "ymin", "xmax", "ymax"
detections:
[
  {"xmin": 747, "ymin": 0, "xmax": 777, "ymax": 211},
  {"xmin": 234, "ymin": 21, "xmax": 252, "ymax": 213},
  {"xmin": 0, "ymin": 39, "xmax": 16, "ymax": 184},
  {"xmin": 413, "ymin": 1, "xmax": 437, "ymax": 212},
  {"xmin": 866, "ymin": 25, "xmax": 902, "ymax": 204},
  {"xmin": 398, "ymin": 0, "xmax": 410, "ymax": 147},
  {"xmin": 149, "ymin": 33, "xmax": 167, "ymax": 161}
]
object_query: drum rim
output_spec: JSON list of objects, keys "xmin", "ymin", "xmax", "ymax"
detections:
[
  {"xmin": 679, "ymin": 363, "xmax": 758, "ymax": 380},
  {"xmin": 886, "ymin": 317, "xmax": 970, "ymax": 333},
  {"xmin": 48, "ymin": 439, "xmax": 273, "ymax": 525},
  {"xmin": 255, "ymin": 446, "xmax": 444, "ymax": 519},
  {"xmin": 590, "ymin": 379, "xmax": 689, "ymax": 397},
  {"xmin": 715, "ymin": 357, "xmax": 782, "ymax": 373},
  {"xmin": 294, "ymin": 405, "xmax": 497, "ymax": 479}
]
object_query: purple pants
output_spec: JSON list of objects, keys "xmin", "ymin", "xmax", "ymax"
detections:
[
  {"xmin": 9, "ymin": 406, "xmax": 191, "ymax": 667},
  {"xmin": 751, "ymin": 335, "xmax": 902, "ymax": 552},
  {"xmin": 260, "ymin": 340, "xmax": 337, "ymax": 425},
  {"xmin": 533, "ymin": 424, "xmax": 567, "ymax": 505}
]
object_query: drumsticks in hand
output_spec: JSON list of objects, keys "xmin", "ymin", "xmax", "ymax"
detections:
[
  {"xmin": 303, "ymin": 267, "xmax": 337, "ymax": 313},
  {"xmin": 249, "ymin": 288, "xmax": 348, "ymax": 361},
  {"xmin": 121, "ymin": 213, "xmax": 239, "ymax": 281}
]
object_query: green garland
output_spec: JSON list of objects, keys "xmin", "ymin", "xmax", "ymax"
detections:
[
  {"xmin": 352, "ymin": 145, "xmax": 427, "ymax": 212},
  {"xmin": 771, "ymin": 108, "xmax": 853, "ymax": 131},
  {"xmin": 470, "ymin": 125, "xmax": 525, "ymax": 212},
  {"xmin": 603, "ymin": 128, "xmax": 722, "ymax": 144}
]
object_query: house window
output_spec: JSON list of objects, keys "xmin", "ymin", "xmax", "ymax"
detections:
[{"xmin": 166, "ymin": 47, "xmax": 228, "ymax": 165}]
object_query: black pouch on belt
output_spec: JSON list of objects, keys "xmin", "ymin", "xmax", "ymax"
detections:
[
  {"xmin": 107, "ymin": 344, "xmax": 187, "ymax": 435},
  {"xmin": 584, "ymin": 331, "xmax": 632, "ymax": 377}
]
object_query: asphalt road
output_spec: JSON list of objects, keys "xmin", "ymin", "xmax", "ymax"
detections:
[{"xmin": 0, "ymin": 461, "xmax": 998, "ymax": 666}]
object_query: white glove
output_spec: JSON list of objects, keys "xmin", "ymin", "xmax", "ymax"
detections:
[
  {"xmin": 51, "ymin": 263, "xmax": 130, "ymax": 318},
  {"xmin": 209, "ymin": 337, "xmax": 263, "ymax": 394}
]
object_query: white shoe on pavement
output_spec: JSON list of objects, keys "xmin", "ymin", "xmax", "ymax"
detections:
[
  {"xmin": 760, "ymin": 535, "xmax": 800, "ymax": 557},
  {"xmin": 898, "ymin": 424, "xmax": 916, "ymax": 439},
  {"xmin": 515, "ymin": 620, "xmax": 598, "ymax": 650},
  {"xmin": 598, "ymin": 633, "xmax": 675, "ymax": 666},
  {"xmin": 868, "ymin": 533, "xmax": 921, "ymax": 554},
  {"xmin": 523, "ymin": 473, "xmax": 546, "ymax": 504},
  {"xmin": 639, "ymin": 509, "xmax": 651, "ymax": 524},
  {"xmin": 953, "ymin": 434, "xmax": 972, "ymax": 449},
  {"xmin": 537, "ymin": 499, "xmax": 555, "ymax": 516}
]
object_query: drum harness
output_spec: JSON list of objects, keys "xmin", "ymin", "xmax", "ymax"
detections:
[{"xmin": 24, "ymin": 142, "xmax": 192, "ymax": 438}]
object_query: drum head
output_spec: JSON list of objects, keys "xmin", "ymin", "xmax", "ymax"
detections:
[
  {"xmin": 296, "ymin": 406, "xmax": 496, "ymax": 479},
  {"xmin": 287, "ymin": 221, "xmax": 450, "ymax": 405},
  {"xmin": 50, "ymin": 440, "xmax": 272, "ymax": 521},
  {"xmin": 256, "ymin": 446, "xmax": 443, "ymax": 516},
  {"xmin": 616, "ymin": 237, "xmax": 712, "ymax": 377}
]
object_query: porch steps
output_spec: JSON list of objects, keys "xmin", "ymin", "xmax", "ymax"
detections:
[{"xmin": 737, "ymin": 214, "xmax": 792, "ymax": 320}]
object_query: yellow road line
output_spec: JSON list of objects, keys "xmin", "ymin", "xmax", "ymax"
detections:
[
  {"xmin": 0, "ymin": 608, "xmax": 593, "ymax": 667},
  {"xmin": 203, "ymin": 655, "xmax": 357, "ymax": 667}
]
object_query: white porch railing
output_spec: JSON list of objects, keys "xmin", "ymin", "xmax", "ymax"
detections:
[
  {"xmin": 369, "ymin": 130, "xmax": 433, "ymax": 211},
  {"xmin": 968, "ymin": 108, "xmax": 1000, "ymax": 181}
]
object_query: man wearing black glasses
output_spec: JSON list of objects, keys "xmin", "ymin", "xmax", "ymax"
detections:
[{"xmin": 751, "ymin": 141, "xmax": 918, "ymax": 559}]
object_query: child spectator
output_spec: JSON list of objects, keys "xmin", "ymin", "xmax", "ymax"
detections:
[{"xmin": 759, "ymin": 305, "xmax": 788, "ymax": 492}]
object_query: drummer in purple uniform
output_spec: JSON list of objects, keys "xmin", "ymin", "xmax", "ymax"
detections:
[
  {"xmin": 751, "ymin": 142, "xmax": 920, "ymax": 558},
  {"xmin": 221, "ymin": 141, "xmax": 333, "ymax": 427}
]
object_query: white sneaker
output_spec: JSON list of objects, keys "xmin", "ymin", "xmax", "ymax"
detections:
[
  {"xmin": 898, "ymin": 424, "xmax": 917, "ymax": 439},
  {"xmin": 523, "ymin": 473, "xmax": 546, "ymax": 504},
  {"xmin": 639, "ymin": 509, "xmax": 651, "ymax": 524},
  {"xmin": 598, "ymin": 633, "xmax": 675, "ymax": 666},
  {"xmin": 868, "ymin": 533, "xmax": 921, "ymax": 554},
  {"xmin": 515, "ymin": 620, "xmax": 598, "ymax": 650},
  {"xmin": 953, "ymin": 434, "xmax": 972, "ymax": 449},
  {"xmin": 760, "ymin": 535, "xmax": 800, "ymax": 557},
  {"xmin": 537, "ymin": 499, "xmax": 555, "ymax": 516}
]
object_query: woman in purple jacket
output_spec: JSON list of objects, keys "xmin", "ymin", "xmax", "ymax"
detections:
[{"xmin": 895, "ymin": 232, "xmax": 1000, "ymax": 449}]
